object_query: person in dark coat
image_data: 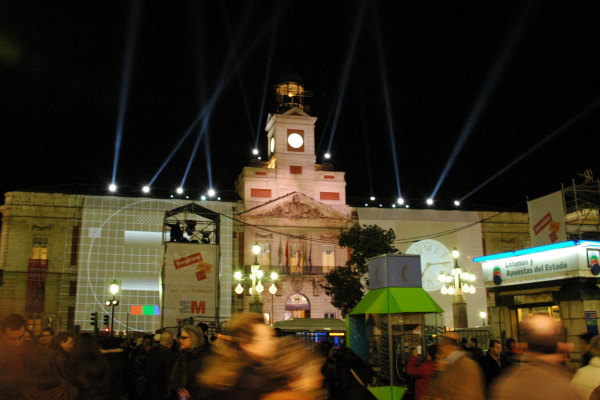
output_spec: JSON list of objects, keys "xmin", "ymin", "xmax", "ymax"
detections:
[
  {"xmin": 478, "ymin": 339, "xmax": 506, "ymax": 392},
  {"xmin": 335, "ymin": 347, "xmax": 377, "ymax": 400},
  {"xmin": 65, "ymin": 333, "xmax": 111, "ymax": 400},
  {"xmin": 146, "ymin": 330, "xmax": 177, "ymax": 400},
  {"xmin": 168, "ymin": 326, "xmax": 208, "ymax": 400},
  {"xmin": 317, "ymin": 341, "xmax": 338, "ymax": 400},
  {"xmin": 20, "ymin": 345, "xmax": 78, "ymax": 400},
  {"xmin": 127, "ymin": 334, "xmax": 153, "ymax": 400},
  {"xmin": 468, "ymin": 338, "xmax": 484, "ymax": 361},
  {"xmin": 48, "ymin": 331, "xmax": 73, "ymax": 379},
  {"xmin": 0, "ymin": 314, "xmax": 31, "ymax": 398}
]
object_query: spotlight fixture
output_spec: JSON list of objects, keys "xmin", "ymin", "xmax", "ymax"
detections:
[
  {"xmin": 142, "ymin": 185, "xmax": 150, "ymax": 193},
  {"xmin": 207, "ymin": 189, "xmax": 215, "ymax": 197},
  {"xmin": 324, "ymin": 152, "xmax": 331, "ymax": 159},
  {"xmin": 252, "ymin": 148, "xmax": 259, "ymax": 155},
  {"xmin": 426, "ymin": 198, "xmax": 434, "ymax": 206},
  {"xmin": 108, "ymin": 183, "xmax": 117, "ymax": 192},
  {"xmin": 200, "ymin": 195, "xmax": 206, "ymax": 201},
  {"xmin": 258, "ymin": 156, "xmax": 262, "ymax": 160},
  {"xmin": 397, "ymin": 197, "xmax": 404, "ymax": 205},
  {"xmin": 405, "ymin": 205, "xmax": 410, "ymax": 208},
  {"xmin": 370, "ymin": 196, "xmax": 375, "ymax": 201},
  {"xmin": 176, "ymin": 187, "xmax": 184, "ymax": 194},
  {"xmin": 217, "ymin": 197, "xmax": 221, "ymax": 201},
  {"xmin": 364, "ymin": 203, "xmax": 368, "ymax": 207},
  {"xmin": 379, "ymin": 204, "xmax": 383, "ymax": 207},
  {"xmin": 392, "ymin": 204, "xmax": 396, "ymax": 208},
  {"xmin": 454, "ymin": 200, "xmax": 461, "ymax": 206}
]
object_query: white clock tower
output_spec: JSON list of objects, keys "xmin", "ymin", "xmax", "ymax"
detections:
[{"xmin": 235, "ymin": 76, "xmax": 348, "ymax": 214}]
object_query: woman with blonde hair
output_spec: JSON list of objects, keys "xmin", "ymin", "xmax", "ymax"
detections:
[
  {"xmin": 197, "ymin": 313, "xmax": 279, "ymax": 400},
  {"xmin": 168, "ymin": 326, "xmax": 207, "ymax": 400}
]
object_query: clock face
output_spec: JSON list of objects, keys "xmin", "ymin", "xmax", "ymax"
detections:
[
  {"xmin": 270, "ymin": 137, "xmax": 275, "ymax": 153},
  {"xmin": 406, "ymin": 239, "xmax": 453, "ymax": 292},
  {"xmin": 287, "ymin": 132, "xmax": 304, "ymax": 149}
]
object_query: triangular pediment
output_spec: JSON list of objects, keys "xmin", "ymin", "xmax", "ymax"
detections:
[
  {"xmin": 282, "ymin": 107, "xmax": 311, "ymax": 117},
  {"xmin": 240, "ymin": 192, "xmax": 350, "ymax": 221}
]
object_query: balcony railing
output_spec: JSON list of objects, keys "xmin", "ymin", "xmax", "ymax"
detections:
[{"xmin": 277, "ymin": 265, "xmax": 338, "ymax": 276}]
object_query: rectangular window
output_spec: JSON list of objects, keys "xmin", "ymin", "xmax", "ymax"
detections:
[
  {"xmin": 32, "ymin": 236, "xmax": 48, "ymax": 260},
  {"xmin": 290, "ymin": 166, "xmax": 302, "ymax": 174},
  {"xmin": 259, "ymin": 243, "xmax": 271, "ymax": 267},
  {"xmin": 324, "ymin": 175, "xmax": 335, "ymax": 180},
  {"xmin": 322, "ymin": 245, "xmax": 335, "ymax": 273},
  {"xmin": 255, "ymin": 171, "xmax": 267, "ymax": 176},
  {"xmin": 250, "ymin": 188, "xmax": 272, "ymax": 198},
  {"xmin": 320, "ymin": 192, "xmax": 339, "ymax": 201}
]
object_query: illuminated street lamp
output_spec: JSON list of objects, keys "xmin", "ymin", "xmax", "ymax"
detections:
[
  {"xmin": 105, "ymin": 280, "xmax": 119, "ymax": 335},
  {"xmin": 438, "ymin": 248, "xmax": 476, "ymax": 328},
  {"xmin": 234, "ymin": 243, "xmax": 278, "ymax": 313},
  {"xmin": 479, "ymin": 311, "xmax": 487, "ymax": 326}
]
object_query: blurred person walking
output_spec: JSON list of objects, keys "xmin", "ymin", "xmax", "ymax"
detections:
[
  {"xmin": 262, "ymin": 336, "xmax": 326, "ymax": 400},
  {"xmin": 19, "ymin": 345, "xmax": 78, "ymax": 400},
  {"xmin": 572, "ymin": 335, "xmax": 600, "ymax": 399},
  {"xmin": 65, "ymin": 332, "xmax": 112, "ymax": 400},
  {"xmin": 406, "ymin": 345, "xmax": 436, "ymax": 400},
  {"xmin": 579, "ymin": 332, "xmax": 596, "ymax": 367},
  {"xmin": 168, "ymin": 326, "xmax": 208, "ymax": 400},
  {"xmin": 198, "ymin": 313, "xmax": 279, "ymax": 400},
  {"xmin": 146, "ymin": 330, "xmax": 177, "ymax": 400},
  {"xmin": 489, "ymin": 314, "xmax": 582, "ymax": 400},
  {"xmin": 428, "ymin": 332, "xmax": 484, "ymax": 400},
  {"xmin": 127, "ymin": 334, "xmax": 153, "ymax": 400}
]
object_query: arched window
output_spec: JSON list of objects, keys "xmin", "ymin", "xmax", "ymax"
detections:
[{"xmin": 284, "ymin": 293, "xmax": 310, "ymax": 319}]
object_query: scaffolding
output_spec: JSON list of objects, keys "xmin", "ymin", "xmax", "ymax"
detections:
[{"xmin": 562, "ymin": 169, "xmax": 600, "ymax": 240}]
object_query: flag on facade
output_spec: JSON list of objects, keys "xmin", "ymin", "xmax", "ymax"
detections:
[
  {"xmin": 303, "ymin": 244, "xmax": 309, "ymax": 270},
  {"xmin": 285, "ymin": 239, "xmax": 290, "ymax": 268},
  {"xmin": 308, "ymin": 245, "xmax": 312, "ymax": 268},
  {"xmin": 278, "ymin": 239, "xmax": 283, "ymax": 267}
]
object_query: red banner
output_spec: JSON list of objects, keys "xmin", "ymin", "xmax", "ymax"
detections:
[
  {"xmin": 26, "ymin": 259, "xmax": 48, "ymax": 313},
  {"xmin": 173, "ymin": 253, "xmax": 203, "ymax": 269}
]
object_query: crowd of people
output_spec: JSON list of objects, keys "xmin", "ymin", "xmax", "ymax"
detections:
[
  {"xmin": 2, "ymin": 312, "xmax": 600, "ymax": 400},
  {"xmin": 405, "ymin": 314, "xmax": 600, "ymax": 400}
]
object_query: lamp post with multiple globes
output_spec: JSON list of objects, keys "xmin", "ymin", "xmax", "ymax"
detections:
[
  {"xmin": 438, "ymin": 248, "xmax": 476, "ymax": 328},
  {"xmin": 234, "ymin": 243, "xmax": 278, "ymax": 314}
]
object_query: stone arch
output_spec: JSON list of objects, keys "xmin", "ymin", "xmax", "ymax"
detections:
[{"xmin": 284, "ymin": 292, "xmax": 311, "ymax": 319}]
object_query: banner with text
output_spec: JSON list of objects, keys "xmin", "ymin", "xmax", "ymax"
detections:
[
  {"xmin": 527, "ymin": 191, "xmax": 566, "ymax": 247},
  {"xmin": 481, "ymin": 246, "xmax": 582, "ymax": 287},
  {"xmin": 162, "ymin": 243, "xmax": 218, "ymax": 326}
]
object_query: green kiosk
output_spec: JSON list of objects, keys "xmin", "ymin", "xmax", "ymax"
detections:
[{"xmin": 347, "ymin": 254, "xmax": 444, "ymax": 400}]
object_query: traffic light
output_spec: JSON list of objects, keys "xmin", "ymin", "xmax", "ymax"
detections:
[
  {"xmin": 90, "ymin": 312, "xmax": 98, "ymax": 327},
  {"xmin": 103, "ymin": 314, "xmax": 109, "ymax": 327}
]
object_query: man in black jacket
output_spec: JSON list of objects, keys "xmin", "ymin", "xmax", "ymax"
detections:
[
  {"xmin": 145, "ymin": 331, "xmax": 176, "ymax": 400},
  {"xmin": 479, "ymin": 339, "xmax": 505, "ymax": 390}
]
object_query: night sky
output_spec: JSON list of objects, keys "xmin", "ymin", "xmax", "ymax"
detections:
[{"xmin": 1, "ymin": 1, "xmax": 599, "ymax": 211}]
